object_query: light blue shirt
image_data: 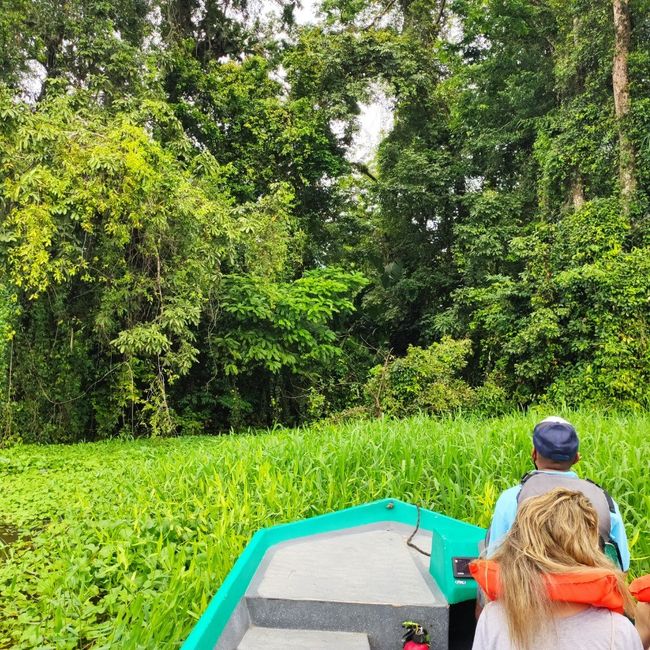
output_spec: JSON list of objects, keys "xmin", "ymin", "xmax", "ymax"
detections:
[{"xmin": 486, "ymin": 470, "xmax": 630, "ymax": 571}]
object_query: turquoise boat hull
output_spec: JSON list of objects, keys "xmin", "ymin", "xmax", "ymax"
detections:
[{"xmin": 182, "ymin": 498, "xmax": 486, "ymax": 650}]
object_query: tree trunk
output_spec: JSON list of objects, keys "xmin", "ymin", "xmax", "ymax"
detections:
[
  {"xmin": 569, "ymin": 17, "xmax": 585, "ymax": 211},
  {"xmin": 571, "ymin": 173, "xmax": 585, "ymax": 211},
  {"xmin": 612, "ymin": 0, "xmax": 636, "ymax": 210}
]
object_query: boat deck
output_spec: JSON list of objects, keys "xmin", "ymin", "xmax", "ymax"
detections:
[
  {"xmin": 252, "ymin": 525, "xmax": 445, "ymax": 605},
  {"xmin": 219, "ymin": 522, "xmax": 452, "ymax": 650}
]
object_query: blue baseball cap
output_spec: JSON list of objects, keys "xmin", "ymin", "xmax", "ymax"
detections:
[{"xmin": 533, "ymin": 417, "xmax": 579, "ymax": 461}]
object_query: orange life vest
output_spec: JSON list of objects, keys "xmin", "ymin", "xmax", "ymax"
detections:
[
  {"xmin": 630, "ymin": 575, "xmax": 650, "ymax": 603},
  {"xmin": 470, "ymin": 559, "xmax": 625, "ymax": 614}
]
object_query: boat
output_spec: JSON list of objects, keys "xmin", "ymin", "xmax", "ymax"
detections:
[{"xmin": 181, "ymin": 498, "xmax": 486, "ymax": 650}]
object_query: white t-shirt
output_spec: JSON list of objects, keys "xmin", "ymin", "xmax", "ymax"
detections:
[{"xmin": 473, "ymin": 602, "xmax": 643, "ymax": 650}]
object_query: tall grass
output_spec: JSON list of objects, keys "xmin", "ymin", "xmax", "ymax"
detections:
[{"xmin": 0, "ymin": 410, "xmax": 648, "ymax": 648}]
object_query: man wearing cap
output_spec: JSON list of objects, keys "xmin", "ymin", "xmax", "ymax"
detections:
[{"xmin": 485, "ymin": 416, "xmax": 630, "ymax": 571}]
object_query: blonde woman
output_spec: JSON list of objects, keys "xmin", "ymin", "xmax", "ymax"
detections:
[{"xmin": 471, "ymin": 488, "xmax": 642, "ymax": 650}]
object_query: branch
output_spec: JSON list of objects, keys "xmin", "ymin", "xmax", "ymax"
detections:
[
  {"xmin": 362, "ymin": 0, "xmax": 399, "ymax": 30},
  {"xmin": 433, "ymin": 0, "xmax": 447, "ymax": 34},
  {"xmin": 352, "ymin": 162, "xmax": 378, "ymax": 182}
]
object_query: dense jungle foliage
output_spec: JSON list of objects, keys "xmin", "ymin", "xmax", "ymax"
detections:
[{"xmin": 1, "ymin": 0, "xmax": 649, "ymax": 443}]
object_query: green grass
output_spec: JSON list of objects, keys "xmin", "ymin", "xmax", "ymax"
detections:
[{"xmin": 1, "ymin": 410, "xmax": 649, "ymax": 649}]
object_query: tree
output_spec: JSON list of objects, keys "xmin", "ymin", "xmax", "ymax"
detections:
[
  {"xmin": 612, "ymin": 0, "xmax": 636, "ymax": 209},
  {"xmin": 3, "ymin": 0, "xmax": 650, "ymax": 443}
]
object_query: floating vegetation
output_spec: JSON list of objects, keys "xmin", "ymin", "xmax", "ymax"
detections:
[{"xmin": 0, "ymin": 410, "xmax": 648, "ymax": 648}]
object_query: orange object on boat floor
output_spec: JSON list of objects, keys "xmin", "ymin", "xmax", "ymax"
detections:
[
  {"xmin": 630, "ymin": 575, "xmax": 650, "ymax": 603},
  {"xmin": 470, "ymin": 559, "xmax": 624, "ymax": 614}
]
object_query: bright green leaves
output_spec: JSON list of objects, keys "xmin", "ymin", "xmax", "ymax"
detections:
[
  {"xmin": 555, "ymin": 198, "xmax": 630, "ymax": 265},
  {"xmin": 213, "ymin": 268, "xmax": 368, "ymax": 376},
  {"xmin": 534, "ymin": 103, "xmax": 618, "ymax": 213},
  {"xmin": 365, "ymin": 337, "xmax": 478, "ymax": 417},
  {"xmin": 545, "ymin": 245, "xmax": 650, "ymax": 407},
  {"xmin": 234, "ymin": 183, "xmax": 300, "ymax": 280},
  {"xmin": 165, "ymin": 51, "xmax": 350, "ymax": 268},
  {"xmin": 365, "ymin": 335, "xmax": 506, "ymax": 418},
  {"xmin": 1, "ymin": 411, "xmax": 647, "ymax": 647},
  {"xmin": 453, "ymin": 189, "xmax": 523, "ymax": 286},
  {"xmin": 0, "ymin": 96, "xmax": 233, "ymax": 436},
  {"xmin": 427, "ymin": 0, "xmax": 650, "ymax": 409},
  {"xmin": 0, "ymin": 88, "xmax": 370, "ymax": 439},
  {"xmin": 199, "ymin": 268, "xmax": 368, "ymax": 429},
  {"xmin": 463, "ymin": 197, "xmax": 650, "ymax": 408}
]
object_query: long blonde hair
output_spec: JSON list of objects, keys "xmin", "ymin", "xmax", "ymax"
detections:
[{"xmin": 491, "ymin": 487, "xmax": 635, "ymax": 650}]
